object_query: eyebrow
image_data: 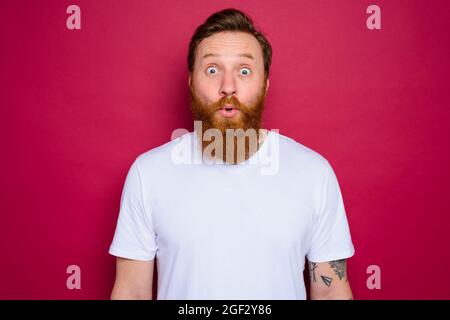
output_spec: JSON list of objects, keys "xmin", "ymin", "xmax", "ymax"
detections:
[{"xmin": 201, "ymin": 53, "xmax": 255, "ymax": 60}]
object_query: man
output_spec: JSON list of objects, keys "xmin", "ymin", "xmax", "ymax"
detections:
[{"xmin": 109, "ymin": 8, "xmax": 355, "ymax": 300}]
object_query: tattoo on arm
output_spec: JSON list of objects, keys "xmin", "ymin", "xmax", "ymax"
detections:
[
  {"xmin": 320, "ymin": 275, "xmax": 332, "ymax": 287},
  {"xmin": 328, "ymin": 259, "xmax": 347, "ymax": 280},
  {"xmin": 308, "ymin": 262, "xmax": 333, "ymax": 286},
  {"xmin": 308, "ymin": 259, "xmax": 348, "ymax": 288},
  {"xmin": 308, "ymin": 262, "xmax": 317, "ymax": 283}
]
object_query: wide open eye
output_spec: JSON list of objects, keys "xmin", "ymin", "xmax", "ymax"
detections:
[
  {"xmin": 206, "ymin": 66, "xmax": 218, "ymax": 75},
  {"xmin": 239, "ymin": 67, "xmax": 251, "ymax": 76}
]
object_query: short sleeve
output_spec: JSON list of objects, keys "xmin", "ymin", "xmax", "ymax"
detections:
[
  {"xmin": 108, "ymin": 157, "xmax": 157, "ymax": 261},
  {"xmin": 306, "ymin": 161, "xmax": 355, "ymax": 263}
]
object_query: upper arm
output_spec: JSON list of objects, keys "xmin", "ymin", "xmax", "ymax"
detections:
[
  {"xmin": 308, "ymin": 258, "xmax": 353, "ymax": 300},
  {"xmin": 110, "ymin": 257, "xmax": 155, "ymax": 300}
]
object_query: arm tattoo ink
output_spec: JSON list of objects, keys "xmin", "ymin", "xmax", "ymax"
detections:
[
  {"xmin": 321, "ymin": 275, "xmax": 332, "ymax": 287},
  {"xmin": 328, "ymin": 259, "xmax": 347, "ymax": 280},
  {"xmin": 308, "ymin": 262, "xmax": 318, "ymax": 283}
]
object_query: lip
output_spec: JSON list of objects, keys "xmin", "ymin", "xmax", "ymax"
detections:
[{"xmin": 218, "ymin": 105, "xmax": 239, "ymax": 118}]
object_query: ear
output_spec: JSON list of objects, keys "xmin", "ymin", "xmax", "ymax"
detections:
[
  {"xmin": 265, "ymin": 78, "xmax": 270, "ymax": 92},
  {"xmin": 188, "ymin": 74, "xmax": 192, "ymax": 87}
]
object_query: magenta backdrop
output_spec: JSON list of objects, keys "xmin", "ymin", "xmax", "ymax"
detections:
[{"xmin": 1, "ymin": 0, "xmax": 449, "ymax": 299}]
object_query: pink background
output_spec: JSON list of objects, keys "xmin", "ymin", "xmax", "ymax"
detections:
[{"xmin": 1, "ymin": 0, "xmax": 449, "ymax": 299}]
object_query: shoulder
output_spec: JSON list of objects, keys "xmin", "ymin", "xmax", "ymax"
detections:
[
  {"xmin": 273, "ymin": 131, "xmax": 332, "ymax": 173},
  {"xmin": 132, "ymin": 131, "xmax": 194, "ymax": 171}
]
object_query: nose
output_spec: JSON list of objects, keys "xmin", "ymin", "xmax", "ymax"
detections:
[{"xmin": 219, "ymin": 71, "xmax": 237, "ymax": 97}]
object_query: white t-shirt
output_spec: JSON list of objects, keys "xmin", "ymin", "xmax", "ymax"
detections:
[{"xmin": 109, "ymin": 130, "xmax": 355, "ymax": 299}]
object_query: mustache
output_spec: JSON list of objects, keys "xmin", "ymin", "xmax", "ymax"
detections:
[
  {"xmin": 189, "ymin": 87, "xmax": 257, "ymax": 118},
  {"xmin": 209, "ymin": 95, "xmax": 247, "ymax": 112}
]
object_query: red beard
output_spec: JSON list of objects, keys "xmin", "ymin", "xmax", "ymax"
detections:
[{"xmin": 189, "ymin": 84, "xmax": 267, "ymax": 164}]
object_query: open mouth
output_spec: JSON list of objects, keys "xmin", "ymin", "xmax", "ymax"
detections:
[{"xmin": 218, "ymin": 105, "xmax": 239, "ymax": 118}]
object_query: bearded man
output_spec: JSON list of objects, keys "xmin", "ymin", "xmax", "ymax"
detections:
[{"xmin": 109, "ymin": 8, "xmax": 355, "ymax": 300}]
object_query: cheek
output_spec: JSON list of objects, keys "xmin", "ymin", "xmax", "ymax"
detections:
[
  {"xmin": 193, "ymin": 77, "xmax": 220, "ymax": 103},
  {"xmin": 239, "ymin": 81, "xmax": 264, "ymax": 105}
]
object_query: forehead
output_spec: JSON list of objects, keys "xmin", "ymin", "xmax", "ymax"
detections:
[{"xmin": 196, "ymin": 31, "xmax": 263, "ymax": 62}]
